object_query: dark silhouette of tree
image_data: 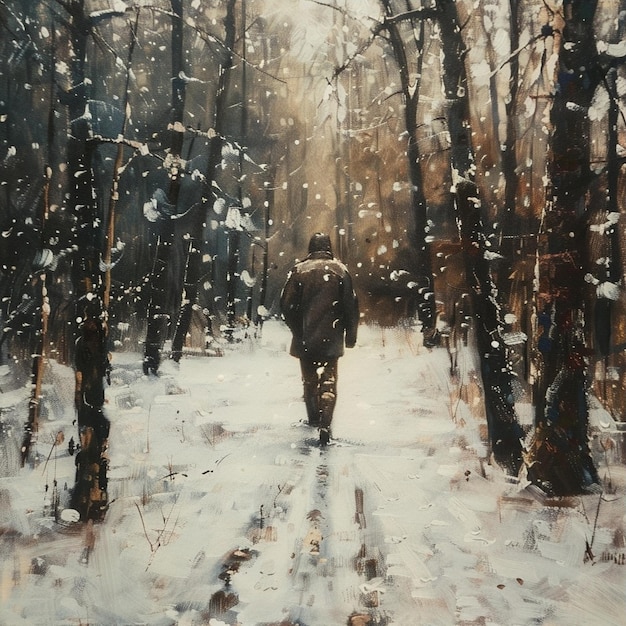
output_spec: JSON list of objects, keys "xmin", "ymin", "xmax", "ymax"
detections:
[
  {"xmin": 593, "ymin": 61, "xmax": 623, "ymax": 387},
  {"xmin": 53, "ymin": 0, "xmax": 113, "ymax": 520},
  {"xmin": 170, "ymin": 0, "xmax": 237, "ymax": 360},
  {"xmin": 224, "ymin": 0, "xmax": 243, "ymax": 342},
  {"xmin": 102, "ymin": 9, "xmax": 140, "ymax": 315},
  {"xmin": 255, "ymin": 163, "xmax": 276, "ymax": 334},
  {"xmin": 24, "ymin": 20, "xmax": 57, "ymax": 466},
  {"xmin": 435, "ymin": 0, "xmax": 524, "ymax": 474},
  {"xmin": 143, "ymin": 0, "xmax": 187, "ymax": 375},
  {"xmin": 379, "ymin": 0, "xmax": 437, "ymax": 341},
  {"xmin": 526, "ymin": 0, "xmax": 600, "ymax": 495}
]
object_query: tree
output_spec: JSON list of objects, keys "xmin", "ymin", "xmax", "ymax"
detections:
[
  {"xmin": 170, "ymin": 0, "xmax": 238, "ymax": 359},
  {"xmin": 526, "ymin": 0, "xmax": 601, "ymax": 495},
  {"xmin": 16, "ymin": 0, "xmax": 150, "ymax": 520},
  {"xmin": 23, "ymin": 21, "xmax": 57, "ymax": 466},
  {"xmin": 590, "ymin": 48, "xmax": 625, "ymax": 417},
  {"xmin": 0, "ymin": 0, "xmax": 54, "ymax": 375},
  {"xmin": 143, "ymin": 0, "xmax": 187, "ymax": 374},
  {"xmin": 378, "ymin": 0, "xmax": 437, "ymax": 339},
  {"xmin": 224, "ymin": 0, "xmax": 243, "ymax": 341},
  {"xmin": 102, "ymin": 8, "xmax": 140, "ymax": 315},
  {"xmin": 435, "ymin": 0, "xmax": 524, "ymax": 474}
]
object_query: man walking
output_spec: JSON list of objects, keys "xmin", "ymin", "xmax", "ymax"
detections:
[{"xmin": 281, "ymin": 233, "xmax": 359, "ymax": 445}]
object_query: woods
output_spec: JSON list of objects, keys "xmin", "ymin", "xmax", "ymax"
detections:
[{"xmin": 1, "ymin": 0, "xmax": 625, "ymax": 520}]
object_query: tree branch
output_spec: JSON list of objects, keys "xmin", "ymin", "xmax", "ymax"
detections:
[{"xmin": 331, "ymin": 3, "xmax": 437, "ymax": 81}]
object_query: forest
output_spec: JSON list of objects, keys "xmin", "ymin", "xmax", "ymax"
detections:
[{"xmin": 1, "ymin": 0, "xmax": 625, "ymax": 521}]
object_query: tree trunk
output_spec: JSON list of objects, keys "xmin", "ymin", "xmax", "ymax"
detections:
[
  {"xmin": 255, "ymin": 162, "xmax": 276, "ymax": 337},
  {"xmin": 225, "ymin": 0, "xmax": 245, "ymax": 340},
  {"xmin": 527, "ymin": 0, "xmax": 600, "ymax": 496},
  {"xmin": 22, "ymin": 21, "xmax": 57, "ymax": 465},
  {"xmin": 225, "ymin": 227, "xmax": 241, "ymax": 338},
  {"xmin": 332, "ymin": 6, "xmax": 352, "ymax": 263},
  {"xmin": 593, "ymin": 67, "xmax": 622, "ymax": 361},
  {"xmin": 494, "ymin": 0, "xmax": 526, "ymax": 301},
  {"xmin": 144, "ymin": 0, "xmax": 186, "ymax": 374},
  {"xmin": 61, "ymin": 0, "xmax": 109, "ymax": 521},
  {"xmin": 381, "ymin": 0, "xmax": 436, "ymax": 338},
  {"xmin": 436, "ymin": 0, "xmax": 523, "ymax": 474},
  {"xmin": 502, "ymin": 0, "xmax": 520, "ymax": 223},
  {"xmin": 66, "ymin": 6, "xmax": 99, "ymax": 301},
  {"xmin": 170, "ymin": 0, "xmax": 237, "ymax": 359},
  {"xmin": 103, "ymin": 10, "xmax": 139, "ymax": 315},
  {"xmin": 23, "ymin": 184, "xmax": 50, "ymax": 466}
]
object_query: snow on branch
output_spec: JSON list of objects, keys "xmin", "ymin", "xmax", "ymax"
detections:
[
  {"xmin": 597, "ymin": 40, "xmax": 626, "ymax": 59},
  {"xmin": 87, "ymin": 133, "xmax": 152, "ymax": 156},
  {"xmin": 172, "ymin": 71, "xmax": 206, "ymax": 85},
  {"xmin": 584, "ymin": 274, "xmax": 621, "ymax": 300},
  {"xmin": 175, "ymin": 125, "xmax": 269, "ymax": 174},
  {"xmin": 90, "ymin": 0, "xmax": 129, "ymax": 21},
  {"xmin": 590, "ymin": 212, "xmax": 621, "ymax": 236},
  {"xmin": 330, "ymin": 4, "xmax": 437, "ymax": 81}
]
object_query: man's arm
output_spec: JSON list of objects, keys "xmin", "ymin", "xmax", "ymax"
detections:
[
  {"xmin": 342, "ymin": 271, "xmax": 359, "ymax": 348},
  {"xmin": 280, "ymin": 268, "xmax": 301, "ymax": 331}
]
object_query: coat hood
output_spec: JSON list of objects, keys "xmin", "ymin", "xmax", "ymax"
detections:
[{"xmin": 308, "ymin": 232, "xmax": 333, "ymax": 255}]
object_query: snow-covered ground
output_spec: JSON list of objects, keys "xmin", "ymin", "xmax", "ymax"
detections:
[{"xmin": 0, "ymin": 321, "xmax": 624, "ymax": 626}]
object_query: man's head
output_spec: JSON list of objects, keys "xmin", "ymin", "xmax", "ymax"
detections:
[{"xmin": 308, "ymin": 232, "xmax": 333, "ymax": 255}]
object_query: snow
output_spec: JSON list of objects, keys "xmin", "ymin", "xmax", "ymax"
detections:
[{"xmin": 0, "ymin": 321, "xmax": 624, "ymax": 625}]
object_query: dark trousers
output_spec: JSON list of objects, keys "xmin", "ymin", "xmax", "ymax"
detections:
[{"xmin": 300, "ymin": 358, "xmax": 338, "ymax": 429}]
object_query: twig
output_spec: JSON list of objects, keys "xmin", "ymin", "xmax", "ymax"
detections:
[
  {"xmin": 582, "ymin": 491, "xmax": 604, "ymax": 564},
  {"xmin": 41, "ymin": 438, "xmax": 57, "ymax": 476},
  {"xmin": 145, "ymin": 496, "xmax": 181, "ymax": 571},
  {"xmin": 590, "ymin": 492, "xmax": 603, "ymax": 551},
  {"xmin": 599, "ymin": 438, "xmax": 613, "ymax": 487},
  {"xmin": 41, "ymin": 431, "xmax": 64, "ymax": 476},
  {"xmin": 273, "ymin": 483, "xmax": 285, "ymax": 508},
  {"xmin": 134, "ymin": 501, "xmax": 154, "ymax": 552}
]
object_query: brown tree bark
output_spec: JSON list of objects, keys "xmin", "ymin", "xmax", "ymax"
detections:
[{"xmin": 527, "ymin": 0, "xmax": 600, "ymax": 495}]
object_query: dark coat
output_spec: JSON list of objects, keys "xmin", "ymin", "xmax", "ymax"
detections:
[{"xmin": 281, "ymin": 239, "xmax": 359, "ymax": 360}]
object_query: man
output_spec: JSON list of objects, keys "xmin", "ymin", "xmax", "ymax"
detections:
[{"xmin": 281, "ymin": 233, "xmax": 359, "ymax": 445}]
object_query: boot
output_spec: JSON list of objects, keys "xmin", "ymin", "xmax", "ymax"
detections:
[{"xmin": 319, "ymin": 428, "xmax": 331, "ymax": 447}]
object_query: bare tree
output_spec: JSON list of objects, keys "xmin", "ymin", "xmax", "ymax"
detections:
[
  {"xmin": 435, "ymin": 0, "xmax": 524, "ymax": 474},
  {"xmin": 54, "ymin": 0, "xmax": 114, "ymax": 520},
  {"xmin": 23, "ymin": 22, "xmax": 57, "ymax": 466},
  {"xmin": 170, "ymin": 0, "xmax": 238, "ymax": 359},
  {"xmin": 526, "ymin": 0, "xmax": 600, "ymax": 495},
  {"xmin": 143, "ymin": 0, "xmax": 187, "ymax": 375},
  {"xmin": 379, "ymin": 0, "xmax": 437, "ymax": 341}
]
